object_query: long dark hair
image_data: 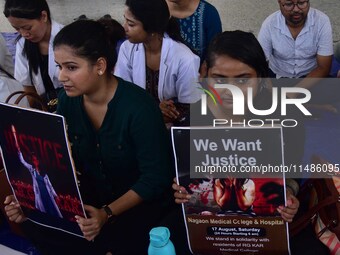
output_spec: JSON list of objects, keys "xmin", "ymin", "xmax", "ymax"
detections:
[
  {"xmin": 53, "ymin": 20, "xmax": 117, "ymax": 75},
  {"xmin": 206, "ymin": 30, "xmax": 269, "ymax": 78},
  {"xmin": 97, "ymin": 17, "xmax": 126, "ymax": 50},
  {"xmin": 4, "ymin": 0, "xmax": 52, "ymax": 83},
  {"xmin": 125, "ymin": 0, "xmax": 182, "ymax": 42}
]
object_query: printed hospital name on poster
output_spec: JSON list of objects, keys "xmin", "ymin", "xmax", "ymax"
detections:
[
  {"xmin": 0, "ymin": 103, "xmax": 86, "ymax": 237},
  {"xmin": 187, "ymin": 217, "xmax": 284, "ymax": 227},
  {"xmin": 171, "ymin": 127, "xmax": 290, "ymax": 255}
]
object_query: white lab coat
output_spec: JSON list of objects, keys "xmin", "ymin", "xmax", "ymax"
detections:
[
  {"xmin": 14, "ymin": 21, "xmax": 64, "ymax": 96},
  {"xmin": 115, "ymin": 34, "xmax": 202, "ymax": 103}
]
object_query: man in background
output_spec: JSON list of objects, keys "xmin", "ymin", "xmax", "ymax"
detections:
[{"xmin": 258, "ymin": 0, "xmax": 340, "ymax": 107}]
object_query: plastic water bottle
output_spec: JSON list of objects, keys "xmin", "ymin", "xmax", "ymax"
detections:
[{"xmin": 148, "ymin": 227, "xmax": 176, "ymax": 255}]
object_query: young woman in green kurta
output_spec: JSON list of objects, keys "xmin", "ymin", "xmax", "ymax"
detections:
[{"xmin": 4, "ymin": 19, "xmax": 173, "ymax": 255}]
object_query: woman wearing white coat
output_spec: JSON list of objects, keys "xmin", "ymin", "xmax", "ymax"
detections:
[
  {"xmin": 4, "ymin": 0, "xmax": 63, "ymax": 111},
  {"xmin": 115, "ymin": 0, "xmax": 202, "ymax": 124}
]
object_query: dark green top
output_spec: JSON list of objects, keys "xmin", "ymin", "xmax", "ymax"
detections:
[{"xmin": 57, "ymin": 77, "xmax": 172, "ymax": 207}]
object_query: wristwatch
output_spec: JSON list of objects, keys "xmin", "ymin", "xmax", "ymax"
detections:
[{"xmin": 102, "ymin": 205, "xmax": 116, "ymax": 223}]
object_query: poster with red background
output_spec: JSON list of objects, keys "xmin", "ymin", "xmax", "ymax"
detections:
[{"xmin": 0, "ymin": 103, "xmax": 86, "ymax": 237}]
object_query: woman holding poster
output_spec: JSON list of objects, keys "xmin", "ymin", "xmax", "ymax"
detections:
[
  {"xmin": 4, "ymin": 19, "xmax": 173, "ymax": 255},
  {"xmin": 173, "ymin": 30, "xmax": 301, "ymax": 219},
  {"xmin": 165, "ymin": 31, "xmax": 327, "ymax": 255}
]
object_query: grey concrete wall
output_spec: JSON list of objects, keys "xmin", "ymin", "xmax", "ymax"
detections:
[{"xmin": 1, "ymin": 0, "xmax": 339, "ymax": 42}]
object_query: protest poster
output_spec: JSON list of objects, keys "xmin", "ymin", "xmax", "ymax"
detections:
[
  {"xmin": 171, "ymin": 126, "xmax": 290, "ymax": 255},
  {"xmin": 0, "ymin": 102, "xmax": 86, "ymax": 237}
]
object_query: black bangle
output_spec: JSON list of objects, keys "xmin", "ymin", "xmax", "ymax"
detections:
[{"xmin": 102, "ymin": 205, "xmax": 113, "ymax": 217}]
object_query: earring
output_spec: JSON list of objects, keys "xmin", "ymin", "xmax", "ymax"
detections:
[{"xmin": 98, "ymin": 71, "xmax": 103, "ymax": 75}]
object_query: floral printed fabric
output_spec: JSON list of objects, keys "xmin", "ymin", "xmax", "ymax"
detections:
[{"xmin": 177, "ymin": 0, "xmax": 222, "ymax": 61}]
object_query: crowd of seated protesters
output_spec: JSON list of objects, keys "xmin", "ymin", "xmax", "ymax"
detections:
[{"xmin": 1, "ymin": 0, "xmax": 339, "ymax": 255}]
